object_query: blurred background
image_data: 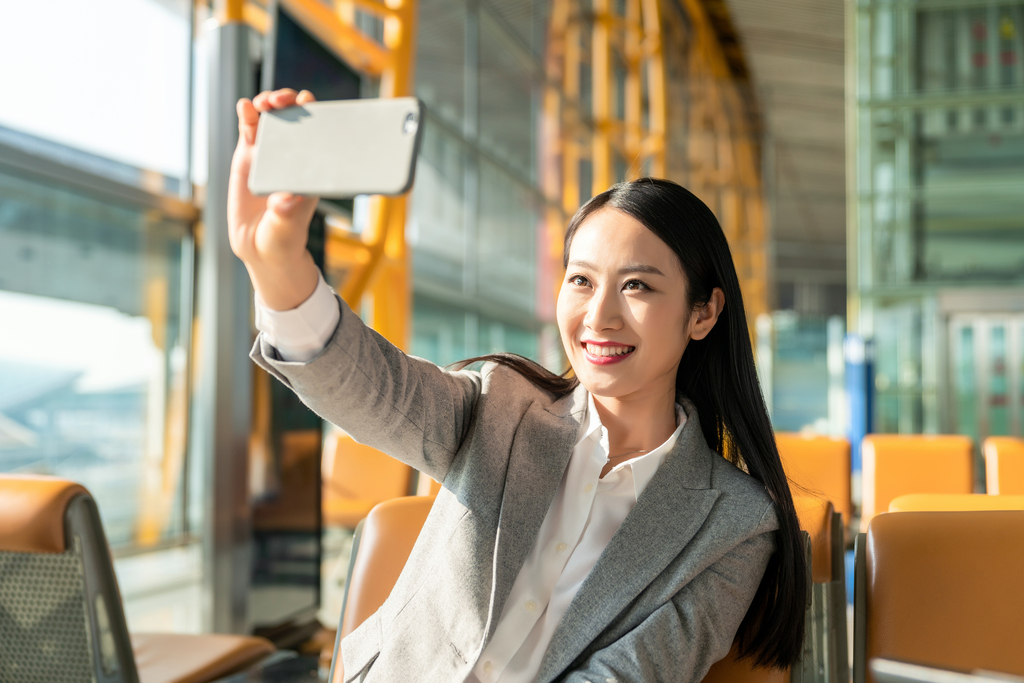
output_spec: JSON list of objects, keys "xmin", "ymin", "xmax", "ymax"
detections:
[{"xmin": 0, "ymin": 0, "xmax": 1021, "ymax": 647}]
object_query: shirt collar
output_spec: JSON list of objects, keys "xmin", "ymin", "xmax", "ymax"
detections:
[{"xmin": 579, "ymin": 393, "xmax": 688, "ymax": 500}]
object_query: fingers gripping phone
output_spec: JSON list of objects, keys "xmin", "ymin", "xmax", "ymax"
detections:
[{"xmin": 248, "ymin": 97, "xmax": 426, "ymax": 198}]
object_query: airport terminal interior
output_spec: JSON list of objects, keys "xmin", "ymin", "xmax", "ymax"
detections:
[{"xmin": 1, "ymin": 0, "xmax": 1023, "ymax": 681}]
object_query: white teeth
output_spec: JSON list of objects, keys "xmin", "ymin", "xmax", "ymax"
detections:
[{"xmin": 585, "ymin": 343, "xmax": 634, "ymax": 357}]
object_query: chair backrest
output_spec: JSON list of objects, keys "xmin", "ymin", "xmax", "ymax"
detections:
[
  {"xmin": 860, "ymin": 434, "xmax": 973, "ymax": 530},
  {"xmin": 0, "ymin": 474, "xmax": 138, "ymax": 683},
  {"xmin": 854, "ymin": 511, "xmax": 1024, "ymax": 683},
  {"xmin": 792, "ymin": 495, "xmax": 834, "ymax": 585},
  {"xmin": 984, "ymin": 436, "xmax": 1024, "ymax": 495},
  {"xmin": 322, "ymin": 432, "xmax": 414, "ymax": 528},
  {"xmin": 339, "ymin": 495, "xmax": 435, "ymax": 639},
  {"xmin": 777, "ymin": 433, "xmax": 852, "ymax": 526},
  {"xmin": 329, "ymin": 495, "xmax": 434, "ymax": 683},
  {"xmin": 889, "ymin": 493, "xmax": 1024, "ymax": 512}
]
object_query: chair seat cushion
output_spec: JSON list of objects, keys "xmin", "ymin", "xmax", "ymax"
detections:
[{"xmin": 132, "ymin": 632, "xmax": 275, "ymax": 683}]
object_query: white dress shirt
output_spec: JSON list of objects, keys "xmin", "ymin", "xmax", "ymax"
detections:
[{"xmin": 255, "ymin": 274, "xmax": 686, "ymax": 683}]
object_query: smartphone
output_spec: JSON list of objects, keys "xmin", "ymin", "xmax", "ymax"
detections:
[{"xmin": 248, "ymin": 97, "xmax": 425, "ymax": 198}]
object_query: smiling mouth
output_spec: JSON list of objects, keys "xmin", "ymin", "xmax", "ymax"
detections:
[
  {"xmin": 581, "ymin": 342, "xmax": 636, "ymax": 367},
  {"xmin": 583, "ymin": 342, "xmax": 636, "ymax": 357}
]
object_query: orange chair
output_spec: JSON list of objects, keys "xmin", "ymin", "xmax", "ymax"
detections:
[
  {"xmin": 852, "ymin": 511, "xmax": 1024, "ymax": 683},
  {"xmin": 793, "ymin": 496, "xmax": 848, "ymax": 683},
  {"xmin": 327, "ymin": 495, "xmax": 436, "ymax": 683},
  {"xmin": 321, "ymin": 432, "xmax": 415, "ymax": 528},
  {"xmin": 860, "ymin": 434, "xmax": 973, "ymax": 531},
  {"xmin": 0, "ymin": 474, "xmax": 274, "ymax": 683},
  {"xmin": 777, "ymin": 434, "xmax": 853, "ymax": 527},
  {"xmin": 889, "ymin": 493, "xmax": 1024, "ymax": 512},
  {"xmin": 984, "ymin": 436, "xmax": 1024, "ymax": 495}
]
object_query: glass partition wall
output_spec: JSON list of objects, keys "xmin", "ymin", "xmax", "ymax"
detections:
[
  {"xmin": 0, "ymin": 0, "xmax": 201, "ymax": 632},
  {"xmin": 409, "ymin": 0, "xmax": 551, "ymax": 369},
  {"xmin": 851, "ymin": 0, "xmax": 1024, "ymax": 449},
  {"xmin": 0, "ymin": 167, "xmax": 194, "ymax": 549}
]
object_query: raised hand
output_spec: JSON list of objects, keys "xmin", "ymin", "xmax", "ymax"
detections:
[{"xmin": 228, "ymin": 88, "xmax": 322, "ymax": 311}]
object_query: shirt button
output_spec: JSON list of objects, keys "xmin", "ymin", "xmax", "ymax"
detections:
[
  {"xmin": 556, "ymin": 542, "xmax": 567, "ymax": 553},
  {"xmin": 483, "ymin": 661, "xmax": 493, "ymax": 674},
  {"xmin": 525, "ymin": 600, "xmax": 537, "ymax": 612},
  {"xmin": 584, "ymin": 483, "xmax": 593, "ymax": 493}
]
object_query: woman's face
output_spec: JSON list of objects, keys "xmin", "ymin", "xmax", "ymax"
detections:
[{"xmin": 557, "ymin": 207, "xmax": 694, "ymax": 403}]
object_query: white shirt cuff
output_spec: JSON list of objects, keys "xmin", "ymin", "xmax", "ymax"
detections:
[{"xmin": 254, "ymin": 272, "xmax": 341, "ymax": 362}]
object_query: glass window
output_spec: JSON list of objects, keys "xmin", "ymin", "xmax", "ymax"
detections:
[
  {"xmin": 477, "ymin": 315, "xmax": 539, "ymax": 361},
  {"xmin": 479, "ymin": 11, "xmax": 537, "ymax": 181},
  {"xmin": 410, "ymin": 121, "xmax": 467, "ymax": 289},
  {"xmin": 0, "ymin": 170, "xmax": 193, "ymax": 549},
  {"xmin": 411, "ymin": 297, "xmax": 471, "ymax": 367},
  {"xmin": 478, "ymin": 160, "xmax": 539, "ymax": 313},
  {"xmin": 415, "ymin": 0, "xmax": 466, "ymax": 130},
  {"xmin": 412, "ymin": 297, "xmax": 540, "ymax": 368},
  {"xmin": 0, "ymin": 0, "xmax": 192, "ymax": 180},
  {"xmin": 770, "ymin": 312, "xmax": 829, "ymax": 432}
]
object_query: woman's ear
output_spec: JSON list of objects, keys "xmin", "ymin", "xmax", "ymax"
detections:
[{"xmin": 689, "ymin": 288, "xmax": 725, "ymax": 341}]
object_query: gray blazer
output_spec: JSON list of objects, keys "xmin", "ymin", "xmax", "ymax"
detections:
[{"xmin": 252, "ymin": 296, "xmax": 778, "ymax": 683}]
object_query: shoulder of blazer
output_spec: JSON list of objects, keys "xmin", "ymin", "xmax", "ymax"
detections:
[
  {"xmin": 708, "ymin": 453, "xmax": 779, "ymax": 534},
  {"xmin": 475, "ymin": 360, "xmax": 576, "ymax": 416}
]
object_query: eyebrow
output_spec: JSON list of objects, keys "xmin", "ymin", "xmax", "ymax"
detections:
[{"xmin": 566, "ymin": 260, "xmax": 666, "ymax": 277}]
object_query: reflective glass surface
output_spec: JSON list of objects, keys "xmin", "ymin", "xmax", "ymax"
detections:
[
  {"xmin": 855, "ymin": 0, "xmax": 1024, "ymax": 436},
  {"xmin": 0, "ymin": 0, "xmax": 192, "ymax": 180},
  {"xmin": 0, "ymin": 170, "xmax": 192, "ymax": 549}
]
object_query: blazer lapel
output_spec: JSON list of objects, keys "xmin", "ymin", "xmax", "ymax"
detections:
[
  {"xmin": 484, "ymin": 384, "xmax": 589, "ymax": 641},
  {"xmin": 536, "ymin": 400, "xmax": 722, "ymax": 682}
]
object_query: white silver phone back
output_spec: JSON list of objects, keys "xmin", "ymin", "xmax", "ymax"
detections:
[{"xmin": 248, "ymin": 97, "xmax": 424, "ymax": 198}]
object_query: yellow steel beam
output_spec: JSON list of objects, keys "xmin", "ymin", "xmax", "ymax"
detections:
[
  {"xmin": 216, "ymin": 0, "xmax": 246, "ymax": 24},
  {"xmin": 545, "ymin": 0, "xmax": 766, "ymax": 325},
  {"xmin": 243, "ymin": 3, "xmax": 270, "ymax": 34},
  {"xmin": 591, "ymin": 0, "xmax": 612, "ymax": 194}
]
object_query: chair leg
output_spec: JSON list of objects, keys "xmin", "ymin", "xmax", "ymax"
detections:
[
  {"xmin": 852, "ymin": 533, "xmax": 867, "ymax": 683},
  {"xmin": 794, "ymin": 531, "xmax": 814, "ymax": 683},
  {"xmin": 830, "ymin": 512, "xmax": 850, "ymax": 683}
]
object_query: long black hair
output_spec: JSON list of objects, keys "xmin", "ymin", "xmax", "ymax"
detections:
[{"xmin": 456, "ymin": 177, "xmax": 806, "ymax": 669}]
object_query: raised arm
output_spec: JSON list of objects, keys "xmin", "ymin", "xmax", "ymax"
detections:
[
  {"xmin": 228, "ymin": 88, "xmax": 323, "ymax": 312},
  {"xmin": 231, "ymin": 89, "xmax": 481, "ymax": 482},
  {"xmin": 251, "ymin": 294, "xmax": 482, "ymax": 483}
]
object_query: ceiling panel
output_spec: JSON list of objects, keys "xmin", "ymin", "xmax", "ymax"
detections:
[{"xmin": 724, "ymin": 0, "xmax": 848, "ymax": 259}]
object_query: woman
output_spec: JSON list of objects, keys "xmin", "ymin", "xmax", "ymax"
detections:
[{"xmin": 230, "ymin": 89, "xmax": 807, "ymax": 682}]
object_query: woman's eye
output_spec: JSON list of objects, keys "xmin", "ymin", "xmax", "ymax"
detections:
[
  {"xmin": 624, "ymin": 279, "xmax": 650, "ymax": 291},
  {"xmin": 568, "ymin": 274, "xmax": 590, "ymax": 287}
]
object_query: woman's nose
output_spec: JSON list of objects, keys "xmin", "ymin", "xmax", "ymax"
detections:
[{"xmin": 583, "ymin": 287, "xmax": 622, "ymax": 331}]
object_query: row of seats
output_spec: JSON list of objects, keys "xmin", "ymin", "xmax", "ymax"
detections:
[
  {"xmin": 777, "ymin": 433, "xmax": 1024, "ymax": 532},
  {"xmin": 332, "ymin": 492, "xmax": 1024, "ymax": 683},
  {"xmin": 323, "ymin": 431, "xmax": 1024, "ymax": 540},
  {"xmin": 4, "ymin": 468, "xmax": 1021, "ymax": 682}
]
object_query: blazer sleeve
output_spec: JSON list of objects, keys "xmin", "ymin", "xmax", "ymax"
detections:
[
  {"xmin": 250, "ymin": 294, "xmax": 483, "ymax": 483},
  {"xmin": 560, "ymin": 505, "xmax": 778, "ymax": 683}
]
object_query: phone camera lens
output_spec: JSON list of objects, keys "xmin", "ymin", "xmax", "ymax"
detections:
[{"xmin": 403, "ymin": 112, "xmax": 418, "ymax": 135}]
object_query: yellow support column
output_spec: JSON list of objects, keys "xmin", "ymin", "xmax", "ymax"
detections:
[{"xmin": 591, "ymin": 0, "xmax": 613, "ymax": 194}]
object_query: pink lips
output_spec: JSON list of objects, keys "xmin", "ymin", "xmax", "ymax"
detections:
[{"xmin": 581, "ymin": 340, "xmax": 636, "ymax": 365}]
